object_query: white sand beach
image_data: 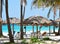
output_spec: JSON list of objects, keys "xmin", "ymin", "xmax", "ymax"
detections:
[
  {"xmin": 0, "ymin": 30, "xmax": 60, "ymax": 44},
  {"xmin": 2, "ymin": 29, "xmax": 58, "ymax": 37}
]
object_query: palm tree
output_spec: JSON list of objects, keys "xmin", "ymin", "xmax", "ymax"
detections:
[
  {"xmin": 20, "ymin": 0, "xmax": 27, "ymax": 39},
  {"xmin": 56, "ymin": 1, "xmax": 60, "ymax": 35},
  {"xmin": 5, "ymin": 0, "xmax": 14, "ymax": 42},
  {"xmin": 47, "ymin": 0, "xmax": 60, "ymax": 34},
  {"xmin": 47, "ymin": 5, "xmax": 56, "ymax": 33},
  {"xmin": 58, "ymin": 8, "xmax": 60, "ymax": 35},
  {"xmin": 0, "ymin": 0, "xmax": 3, "ymax": 37},
  {"xmin": 53, "ymin": 6, "xmax": 56, "ymax": 33},
  {"xmin": 22, "ymin": 0, "xmax": 27, "ymax": 19}
]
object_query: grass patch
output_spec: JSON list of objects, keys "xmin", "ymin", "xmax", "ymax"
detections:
[
  {"xmin": 21, "ymin": 39, "xmax": 28, "ymax": 44},
  {"xmin": 30, "ymin": 37, "xmax": 40, "ymax": 43}
]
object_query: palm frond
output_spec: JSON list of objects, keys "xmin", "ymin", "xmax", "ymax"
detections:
[{"xmin": 33, "ymin": 0, "xmax": 37, "ymax": 5}]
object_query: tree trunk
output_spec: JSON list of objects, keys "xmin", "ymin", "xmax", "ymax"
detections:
[
  {"xmin": 36, "ymin": 25, "xmax": 38, "ymax": 38},
  {"xmin": 0, "ymin": 0, "xmax": 3, "ymax": 36},
  {"xmin": 58, "ymin": 8, "xmax": 60, "ymax": 35},
  {"xmin": 20, "ymin": 1, "xmax": 23, "ymax": 39},
  {"xmin": 53, "ymin": 6, "xmax": 56, "ymax": 33},
  {"xmin": 23, "ymin": 6, "xmax": 25, "ymax": 19},
  {"xmin": 5, "ymin": 0, "xmax": 14, "ymax": 42},
  {"xmin": 53, "ymin": 15, "xmax": 55, "ymax": 33}
]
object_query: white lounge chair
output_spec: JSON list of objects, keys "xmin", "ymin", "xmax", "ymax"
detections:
[{"xmin": 49, "ymin": 36, "xmax": 60, "ymax": 41}]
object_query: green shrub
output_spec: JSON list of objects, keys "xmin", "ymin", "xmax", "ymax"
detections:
[
  {"xmin": 30, "ymin": 37, "xmax": 39, "ymax": 43},
  {"xmin": 43, "ymin": 37, "xmax": 51, "ymax": 40}
]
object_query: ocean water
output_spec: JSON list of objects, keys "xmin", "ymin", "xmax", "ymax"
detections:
[{"xmin": 2, "ymin": 24, "xmax": 58, "ymax": 33}]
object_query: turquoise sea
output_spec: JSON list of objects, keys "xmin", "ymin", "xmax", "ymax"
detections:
[{"xmin": 2, "ymin": 24, "xmax": 58, "ymax": 33}]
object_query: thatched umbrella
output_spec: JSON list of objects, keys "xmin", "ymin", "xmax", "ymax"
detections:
[
  {"xmin": 3, "ymin": 18, "xmax": 20, "ymax": 24},
  {"xmin": 10, "ymin": 18, "xmax": 20, "ymax": 36},
  {"xmin": 55, "ymin": 18, "xmax": 60, "ymax": 22},
  {"xmin": 3, "ymin": 18, "xmax": 20, "ymax": 36},
  {"xmin": 40, "ymin": 18, "xmax": 51, "ymax": 24},
  {"xmin": 0, "ymin": 17, "xmax": 2, "ymax": 23},
  {"xmin": 50, "ymin": 19, "xmax": 58, "ymax": 26},
  {"xmin": 23, "ymin": 20, "xmax": 33, "ymax": 34},
  {"xmin": 24, "ymin": 16, "xmax": 52, "ymax": 37}
]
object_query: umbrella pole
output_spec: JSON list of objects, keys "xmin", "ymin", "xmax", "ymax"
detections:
[
  {"xmin": 49, "ymin": 26, "xmax": 50, "ymax": 36},
  {"xmin": 12, "ymin": 23, "xmax": 14, "ymax": 36},
  {"xmin": 39, "ymin": 26, "xmax": 42, "ymax": 33},
  {"xmin": 36, "ymin": 25, "xmax": 38, "ymax": 38},
  {"xmin": 32, "ymin": 24, "xmax": 34, "ymax": 33},
  {"xmin": 25, "ymin": 26, "xmax": 26, "ymax": 34},
  {"xmin": 24, "ymin": 25, "xmax": 26, "ymax": 34}
]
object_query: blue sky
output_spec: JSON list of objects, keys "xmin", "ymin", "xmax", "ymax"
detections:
[{"xmin": 2, "ymin": 0, "xmax": 59, "ymax": 20}]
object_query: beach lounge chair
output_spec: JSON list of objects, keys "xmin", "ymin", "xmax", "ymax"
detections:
[
  {"xmin": 14, "ymin": 32, "xmax": 26, "ymax": 39},
  {"xmin": 42, "ymin": 32, "xmax": 47, "ymax": 36},
  {"xmin": 49, "ymin": 36, "xmax": 60, "ymax": 41},
  {"xmin": 14, "ymin": 32, "xmax": 20, "ymax": 39}
]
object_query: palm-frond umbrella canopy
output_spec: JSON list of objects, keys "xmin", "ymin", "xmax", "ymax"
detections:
[
  {"xmin": 40, "ymin": 18, "xmax": 51, "ymax": 25},
  {"xmin": 24, "ymin": 16, "xmax": 51, "ymax": 25},
  {"xmin": 3, "ymin": 17, "xmax": 20, "ymax": 24},
  {"xmin": 24, "ymin": 16, "xmax": 52, "ymax": 37},
  {"xmin": 50, "ymin": 19, "xmax": 58, "ymax": 27},
  {"xmin": 55, "ymin": 18, "xmax": 60, "ymax": 22},
  {"xmin": 3, "ymin": 17, "xmax": 20, "ymax": 36},
  {"xmin": 10, "ymin": 18, "xmax": 20, "ymax": 24},
  {"xmin": 0, "ymin": 17, "xmax": 2, "ymax": 23}
]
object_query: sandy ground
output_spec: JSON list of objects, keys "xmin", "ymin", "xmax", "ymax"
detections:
[
  {"xmin": 0, "ymin": 30, "xmax": 60, "ymax": 44},
  {"xmin": 0, "ymin": 38, "xmax": 60, "ymax": 44}
]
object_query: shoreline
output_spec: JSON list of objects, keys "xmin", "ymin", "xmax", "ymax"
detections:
[{"xmin": 2, "ymin": 30, "xmax": 58, "ymax": 37}]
